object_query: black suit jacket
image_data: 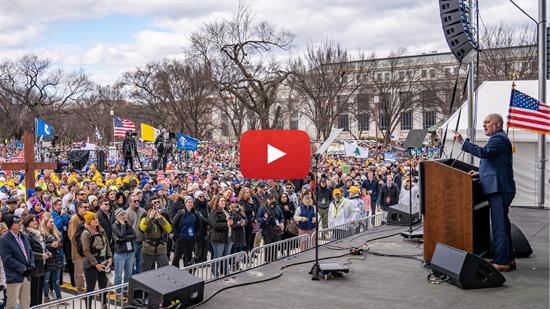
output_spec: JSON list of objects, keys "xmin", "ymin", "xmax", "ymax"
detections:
[{"xmin": 0, "ymin": 231, "xmax": 34, "ymax": 283}]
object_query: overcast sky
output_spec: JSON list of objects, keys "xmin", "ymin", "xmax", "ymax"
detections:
[{"xmin": 0, "ymin": 0, "xmax": 540, "ymax": 85}]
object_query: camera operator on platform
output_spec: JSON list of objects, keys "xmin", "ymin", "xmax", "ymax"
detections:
[
  {"xmin": 154, "ymin": 129, "xmax": 173, "ymax": 172},
  {"xmin": 122, "ymin": 131, "xmax": 137, "ymax": 171}
]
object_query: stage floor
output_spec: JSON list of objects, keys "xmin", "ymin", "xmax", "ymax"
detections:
[{"xmin": 198, "ymin": 207, "xmax": 549, "ymax": 309}]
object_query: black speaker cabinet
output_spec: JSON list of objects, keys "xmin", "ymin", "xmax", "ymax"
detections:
[
  {"xmin": 129, "ymin": 266, "xmax": 204, "ymax": 308},
  {"xmin": 431, "ymin": 243, "xmax": 505, "ymax": 290},
  {"xmin": 386, "ymin": 204, "xmax": 420, "ymax": 226},
  {"xmin": 96, "ymin": 150, "xmax": 106, "ymax": 173},
  {"xmin": 488, "ymin": 222, "xmax": 533, "ymax": 259}
]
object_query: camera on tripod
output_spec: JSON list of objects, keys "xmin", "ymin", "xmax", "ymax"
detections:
[{"xmin": 126, "ymin": 131, "xmax": 138, "ymax": 137}]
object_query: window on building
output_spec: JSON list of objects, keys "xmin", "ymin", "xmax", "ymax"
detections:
[
  {"xmin": 429, "ymin": 69, "xmax": 436, "ymax": 78},
  {"xmin": 339, "ymin": 114, "xmax": 350, "ymax": 131},
  {"xmin": 221, "ymin": 115, "xmax": 229, "ymax": 136},
  {"xmin": 401, "ymin": 110, "xmax": 413, "ymax": 130},
  {"xmin": 423, "ymin": 111, "xmax": 436, "ymax": 129},
  {"xmin": 376, "ymin": 73, "xmax": 382, "ymax": 80},
  {"xmin": 276, "ymin": 117, "xmax": 284, "ymax": 129},
  {"xmin": 384, "ymin": 72, "xmax": 390, "ymax": 81},
  {"xmin": 421, "ymin": 69, "xmax": 427, "ymax": 78},
  {"xmin": 399, "ymin": 91, "xmax": 412, "ymax": 105},
  {"xmin": 356, "ymin": 92, "xmax": 370, "ymax": 111},
  {"xmin": 290, "ymin": 119, "xmax": 299, "ymax": 130},
  {"xmin": 379, "ymin": 113, "xmax": 388, "ymax": 130},
  {"xmin": 399, "ymin": 71, "xmax": 405, "ymax": 79},
  {"xmin": 445, "ymin": 67, "xmax": 451, "ymax": 76},
  {"xmin": 379, "ymin": 93, "xmax": 390, "ymax": 105},
  {"xmin": 358, "ymin": 113, "xmax": 369, "ymax": 131}
]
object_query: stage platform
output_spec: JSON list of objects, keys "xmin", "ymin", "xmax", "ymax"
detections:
[{"xmin": 197, "ymin": 207, "xmax": 549, "ymax": 309}]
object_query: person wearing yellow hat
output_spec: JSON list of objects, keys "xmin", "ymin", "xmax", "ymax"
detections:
[
  {"xmin": 81, "ymin": 210, "xmax": 112, "ymax": 306},
  {"xmin": 347, "ymin": 186, "xmax": 365, "ymax": 218},
  {"xmin": 328, "ymin": 187, "xmax": 359, "ymax": 228}
]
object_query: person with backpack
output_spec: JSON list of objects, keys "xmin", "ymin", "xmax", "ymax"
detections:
[
  {"xmin": 80, "ymin": 211, "xmax": 112, "ymax": 309},
  {"xmin": 67, "ymin": 201, "xmax": 88, "ymax": 292},
  {"xmin": 171, "ymin": 196, "xmax": 199, "ymax": 268},
  {"xmin": 139, "ymin": 202, "xmax": 172, "ymax": 272}
]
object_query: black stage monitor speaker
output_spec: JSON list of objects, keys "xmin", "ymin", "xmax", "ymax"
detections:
[
  {"xmin": 488, "ymin": 222, "xmax": 533, "ymax": 259},
  {"xmin": 129, "ymin": 265, "xmax": 204, "ymax": 308},
  {"xmin": 431, "ymin": 243, "xmax": 505, "ymax": 290},
  {"xmin": 386, "ymin": 204, "xmax": 420, "ymax": 226}
]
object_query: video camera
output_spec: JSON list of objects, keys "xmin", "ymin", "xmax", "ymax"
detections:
[{"xmin": 126, "ymin": 131, "xmax": 138, "ymax": 137}]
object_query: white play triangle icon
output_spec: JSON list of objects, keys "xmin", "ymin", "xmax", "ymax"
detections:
[{"xmin": 267, "ymin": 144, "xmax": 286, "ymax": 164}]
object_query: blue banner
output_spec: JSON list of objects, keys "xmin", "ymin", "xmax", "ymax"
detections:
[
  {"xmin": 176, "ymin": 133, "xmax": 199, "ymax": 151},
  {"xmin": 384, "ymin": 151, "xmax": 397, "ymax": 162},
  {"xmin": 35, "ymin": 118, "xmax": 54, "ymax": 139}
]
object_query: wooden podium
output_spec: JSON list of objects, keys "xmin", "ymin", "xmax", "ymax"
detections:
[{"xmin": 419, "ymin": 159, "xmax": 490, "ymax": 262}]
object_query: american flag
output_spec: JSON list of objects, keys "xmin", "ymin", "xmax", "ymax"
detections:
[
  {"xmin": 507, "ymin": 89, "xmax": 550, "ymax": 134},
  {"xmin": 113, "ymin": 116, "xmax": 136, "ymax": 138}
]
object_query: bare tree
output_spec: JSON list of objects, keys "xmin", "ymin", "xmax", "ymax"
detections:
[
  {"xmin": 190, "ymin": 4, "xmax": 294, "ymax": 129},
  {"xmin": 0, "ymin": 54, "xmax": 91, "ymax": 137},
  {"xmin": 478, "ymin": 23, "xmax": 537, "ymax": 81},
  {"xmin": 369, "ymin": 49, "xmax": 425, "ymax": 145},
  {"xmin": 289, "ymin": 40, "xmax": 374, "ymax": 141},
  {"xmin": 215, "ymin": 93, "xmax": 248, "ymax": 141},
  {"xmin": 123, "ymin": 58, "xmax": 217, "ymax": 139}
]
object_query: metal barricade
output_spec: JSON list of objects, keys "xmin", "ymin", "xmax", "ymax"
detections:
[
  {"xmin": 312, "ymin": 213, "xmax": 385, "ymax": 246},
  {"xmin": 31, "ymin": 284, "xmax": 128, "ymax": 309},
  {"xmin": 247, "ymin": 234, "xmax": 310, "ymax": 268},
  {"xmin": 183, "ymin": 250, "xmax": 247, "ymax": 282},
  {"xmin": 33, "ymin": 214, "xmax": 385, "ymax": 309}
]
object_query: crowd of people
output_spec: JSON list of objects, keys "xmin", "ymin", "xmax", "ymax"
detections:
[{"xmin": 0, "ymin": 141, "xmax": 431, "ymax": 309}]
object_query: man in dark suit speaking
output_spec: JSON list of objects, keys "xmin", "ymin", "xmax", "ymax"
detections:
[{"xmin": 454, "ymin": 113, "xmax": 516, "ymax": 272}]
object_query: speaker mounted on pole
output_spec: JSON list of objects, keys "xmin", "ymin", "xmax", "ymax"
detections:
[{"xmin": 439, "ymin": 0, "xmax": 478, "ymax": 63}]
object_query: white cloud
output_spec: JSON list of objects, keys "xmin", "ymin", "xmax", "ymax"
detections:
[{"xmin": 0, "ymin": 0, "xmax": 540, "ymax": 84}]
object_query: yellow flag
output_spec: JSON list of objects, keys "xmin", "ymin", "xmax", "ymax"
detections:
[{"xmin": 141, "ymin": 123, "xmax": 160, "ymax": 142}]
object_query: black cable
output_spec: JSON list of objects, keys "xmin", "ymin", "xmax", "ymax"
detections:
[
  {"xmin": 508, "ymin": 0, "xmax": 538, "ymax": 24},
  {"xmin": 439, "ymin": 60, "xmax": 463, "ymax": 158},
  {"xmin": 189, "ymin": 251, "xmax": 352, "ymax": 308}
]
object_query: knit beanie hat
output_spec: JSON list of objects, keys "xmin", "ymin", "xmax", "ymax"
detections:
[
  {"xmin": 114, "ymin": 208, "xmax": 126, "ymax": 218},
  {"xmin": 83, "ymin": 211, "xmax": 97, "ymax": 224},
  {"xmin": 184, "ymin": 196, "xmax": 193, "ymax": 204}
]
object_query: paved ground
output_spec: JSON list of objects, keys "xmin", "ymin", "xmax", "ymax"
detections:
[{"xmin": 198, "ymin": 207, "xmax": 549, "ymax": 309}]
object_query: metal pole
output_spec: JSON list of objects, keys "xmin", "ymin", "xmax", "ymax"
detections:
[
  {"xmin": 537, "ymin": 0, "xmax": 547, "ymax": 208},
  {"xmin": 467, "ymin": 63, "xmax": 476, "ymax": 164},
  {"xmin": 467, "ymin": 0, "xmax": 476, "ymax": 165}
]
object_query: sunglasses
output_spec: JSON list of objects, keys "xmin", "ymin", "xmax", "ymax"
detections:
[{"xmin": 198, "ymin": 195, "xmax": 205, "ymax": 198}]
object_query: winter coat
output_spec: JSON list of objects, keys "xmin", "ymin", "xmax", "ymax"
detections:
[
  {"xmin": 43, "ymin": 233, "xmax": 64, "ymax": 271},
  {"xmin": 26, "ymin": 229, "xmax": 47, "ymax": 277},
  {"xmin": 112, "ymin": 221, "xmax": 137, "ymax": 253},
  {"xmin": 208, "ymin": 208, "xmax": 230, "ymax": 244},
  {"xmin": 229, "ymin": 208, "xmax": 247, "ymax": 247},
  {"xmin": 81, "ymin": 227, "xmax": 112, "ymax": 269}
]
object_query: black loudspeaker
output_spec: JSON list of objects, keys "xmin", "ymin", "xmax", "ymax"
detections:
[
  {"xmin": 439, "ymin": 0, "xmax": 478, "ymax": 62},
  {"xmin": 386, "ymin": 204, "xmax": 420, "ymax": 226},
  {"xmin": 129, "ymin": 266, "xmax": 204, "ymax": 308},
  {"xmin": 96, "ymin": 150, "xmax": 105, "ymax": 173},
  {"xmin": 488, "ymin": 222, "xmax": 533, "ymax": 259},
  {"xmin": 431, "ymin": 243, "xmax": 505, "ymax": 290}
]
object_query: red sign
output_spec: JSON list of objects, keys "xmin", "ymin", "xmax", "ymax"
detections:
[{"xmin": 240, "ymin": 130, "xmax": 311, "ymax": 180}]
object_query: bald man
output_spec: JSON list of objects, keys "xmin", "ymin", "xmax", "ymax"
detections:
[{"xmin": 454, "ymin": 113, "xmax": 516, "ymax": 272}]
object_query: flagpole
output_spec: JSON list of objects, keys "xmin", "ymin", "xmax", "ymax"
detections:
[{"xmin": 537, "ymin": 0, "xmax": 547, "ymax": 209}]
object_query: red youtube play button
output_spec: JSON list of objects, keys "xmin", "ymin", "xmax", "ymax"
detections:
[{"xmin": 240, "ymin": 130, "xmax": 311, "ymax": 180}]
